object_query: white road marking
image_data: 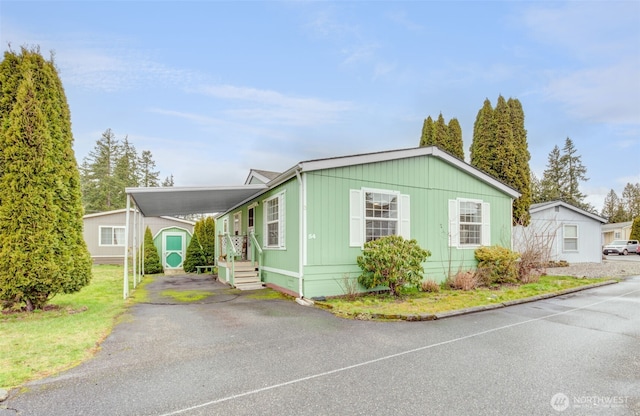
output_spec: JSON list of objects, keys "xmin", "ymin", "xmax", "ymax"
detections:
[{"xmin": 158, "ymin": 286, "xmax": 640, "ymax": 416}]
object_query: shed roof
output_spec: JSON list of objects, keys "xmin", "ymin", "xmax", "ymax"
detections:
[{"xmin": 530, "ymin": 200, "xmax": 607, "ymax": 223}]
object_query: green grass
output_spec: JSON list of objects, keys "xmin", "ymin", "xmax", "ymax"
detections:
[
  {"xmin": 318, "ymin": 276, "xmax": 610, "ymax": 319},
  {"xmin": 0, "ymin": 265, "xmax": 145, "ymax": 389},
  {"xmin": 160, "ymin": 289, "xmax": 213, "ymax": 302}
]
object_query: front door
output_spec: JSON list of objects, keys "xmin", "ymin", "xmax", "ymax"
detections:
[{"xmin": 164, "ymin": 232, "xmax": 184, "ymax": 269}]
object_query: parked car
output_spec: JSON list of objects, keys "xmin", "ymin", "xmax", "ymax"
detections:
[
  {"xmin": 637, "ymin": 244, "xmax": 640, "ymax": 255},
  {"xmin": 602, "ymin": 239, "xmax": 640, "ymax": 256}
]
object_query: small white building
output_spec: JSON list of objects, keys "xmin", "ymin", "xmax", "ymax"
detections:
[{"xmin": 514, "ymin": 201, "xmax": 607, "ymax": 264}]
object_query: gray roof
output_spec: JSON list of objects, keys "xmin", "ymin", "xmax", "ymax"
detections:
[{"xmin": 530, "ymin": 200, "xmax": 607, "ymax": 223}]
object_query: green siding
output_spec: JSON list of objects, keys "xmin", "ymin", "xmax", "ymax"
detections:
[
  {"xmin": 303, "ymin": 155, "xmax": 514, "ymax": 297},
  {"xmin": 218, "ymin": 154, "xmax": 514, "ymax": 298}
]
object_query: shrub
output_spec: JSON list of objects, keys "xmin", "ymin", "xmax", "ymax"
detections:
[
  {"xmin": 474, "ymin": 245, "xmax": 520, "ymax": 285},
  {"xmin": 141, "ymin": 226, "xmax": 163, "ymax": 274},
  {"xmin": 420, "ymin": 279, "xmax": 440, "ymax": 293},
  {"xmin": 445, "ymin": 270, "xmax": 478, "ymax": 291},
  {"xmin": 357, "ymin": 235, "xmax": 431, "ymax": 297},
  {"xmin": 183, "ymin": 234, "xmax": 206, "ymax": 273}
]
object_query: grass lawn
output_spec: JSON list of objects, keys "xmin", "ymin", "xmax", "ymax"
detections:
[
  {"xmin": 317, "ymin": 275, "xmax": 611, "ymax": 319},
  {"xmin": 0, "ymin": 265, "xmax": 148, "ymax": 389}
]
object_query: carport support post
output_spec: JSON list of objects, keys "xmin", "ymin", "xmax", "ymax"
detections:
[
  {"xmin": 133, "ymin": 206, "xmax": 137, "ymax": 288},
  {"xmin": 123, "ymin": 195, "xmax": 131, "ymax": 299}
]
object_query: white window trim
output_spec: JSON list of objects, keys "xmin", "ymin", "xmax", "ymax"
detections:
[
  {"xmin": 247, "ymin": 203, "xmax": 257, "ymax": 230},
  {"xmin": 562, "ymin": 224, "xmax": 579, "ymax": 252},
  {"xmin": 448, "ymin": 198, "xmax": 490, "ymax": 248},
  {"xmin": 263, "ymin": 191, "xmax": 286, "ymax": 250},
  {"xmin": 99, "ymin": 225, "xmax": 126, "ymax": 247},
  {"xmin": 349, "ymin": 188, "xmax": 410, "ymax": 248},
  {"xmin": 222, "ymin": 217, "xmax": 229, "ymax": 234},
  {"xmin": 233, "ymin": 211, "xmax": 242, "ymax": 236}
]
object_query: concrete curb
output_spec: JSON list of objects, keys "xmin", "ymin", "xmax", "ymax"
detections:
[{"xmin": 333, "ymin": 280, "xmax": 619, "ymax": 322}]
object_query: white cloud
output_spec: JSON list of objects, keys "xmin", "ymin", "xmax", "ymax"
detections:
[{"xmin": 387, "ymin": 10, "xmax": 423, "ymax": 33}]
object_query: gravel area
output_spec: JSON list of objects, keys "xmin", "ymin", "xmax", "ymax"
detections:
[{"xmin": 545, "ymin": 258, "xmax": 640, "ymax": 278}]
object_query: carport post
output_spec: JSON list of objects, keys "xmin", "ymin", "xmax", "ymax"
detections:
[
  {"xmin": 132, "ymin": 205, "xmax": 137, "ymax": 288},
  {"xmin": 123, "ymin": 195, "xmax": 131, "ymax": 299}
]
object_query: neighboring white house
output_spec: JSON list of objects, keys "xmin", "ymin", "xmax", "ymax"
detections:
[
  {"xmin": 514, "ymin": 201, "xmax": 607, "ymax": 264},
  {"xmin": 601, "ymin": 221, "xmax": 633, "ymax": 245}
]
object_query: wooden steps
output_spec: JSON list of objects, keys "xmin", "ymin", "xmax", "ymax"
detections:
[{"xmin": 232, "ymin": 261, "xmax": 264, "ymax": 291}]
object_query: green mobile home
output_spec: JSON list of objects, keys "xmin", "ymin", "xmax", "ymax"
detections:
[{"xmin": 215, "ymin": 146, "xmax": 520, "ymax": 299}]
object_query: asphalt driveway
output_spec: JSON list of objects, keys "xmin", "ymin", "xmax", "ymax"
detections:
[{"xmin": 2, "ymin": 274, "xmax": 639, "ymax": 416}]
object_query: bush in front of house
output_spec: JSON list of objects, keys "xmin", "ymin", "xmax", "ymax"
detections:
[
  {"xmin": 184, "ymin": 233, "xmax": 206, "ymax": 273},
  {"xmin": 142, "ymin": 226, "xmax": 163, "ymax": 274},
  {"xmin": 420, "ymin": 278, "xmax": 441, "ymax": 293},
  {"xmin": 474, "ymin": 245, "xmax": 520, "ymax": 285},
  {"xmin": 444, "ymin": 270, "xmax": 478, "ymax": 290},
  {"xmin": 357, "ymin": 235, "xmax": 431, "ymax": 297}
]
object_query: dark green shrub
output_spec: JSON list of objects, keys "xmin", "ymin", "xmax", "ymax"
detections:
[
  {"xmin": 474, "ymin": 245, "xmax": 520, "ymax": 284},
  {"xmin": 141, "ymin": 226, "xmax": 163, "ymax": 274},
  {"xmin": 184, "ymin": 233, "xmax": 206, "ymax": 273},
  {"xmin": 357, "ymin": 235, "xmax": 431, "ymax": 297}
]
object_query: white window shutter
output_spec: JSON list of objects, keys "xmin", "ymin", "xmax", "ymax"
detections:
[
  {"xmin": 448, "ymin": 199, "xmax": 459, "ymax": 247},
  {"xmin": 399, "ymin": 194, "xmax": 410, "ymax": 239},
  {"xmin": 349, "ymin": 189, "xmax": 363, "ymax": 247},
  {"xmin": 279, "ymin": 194, "xmax": 286, "ymax": 248},
  {"xmin": 482, "ymin": 202, "xmax": 491, "ymax": 246}
]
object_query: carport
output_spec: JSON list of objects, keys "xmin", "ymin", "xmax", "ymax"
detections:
[{"xmin": 122, "ymin": 185, "xmax": 266, "ymax": 298}]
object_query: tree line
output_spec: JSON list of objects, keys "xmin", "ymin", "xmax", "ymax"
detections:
[
  {"xmin": 418, "ymin": 95, "xmax": 614, "ymax": 224},
  {"xmin": 80, "ymin": 128, "xmax": 175, "ymax": 214}
]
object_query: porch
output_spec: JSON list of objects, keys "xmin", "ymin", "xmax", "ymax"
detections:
[{"xmin": 218, "ymin": 233, "xmax": 264, "ymax": 291}]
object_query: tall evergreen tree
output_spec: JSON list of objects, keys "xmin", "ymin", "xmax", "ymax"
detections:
[
  {"xmin": 446, "ymin": 117, "xmax": 464, "ymax": 159},
  {"xmin": 0, "ymin": 48, "xmax": 91, "ymax": 310},
  {"xmin": 433, "ymin": 113, "xmax": 449, "ymax": 150},
  {"xmin": 419, "ymin": 116, "xmax": 434, "ymax": 147},
  {"xmin": 113, "ymin": 136, "xmax": 139, "ymax": 206},
  {"xmin": 507, "ymin": 98, "xmax": 531, "ymax": 225},
  {"xmin": 630, "ymin": 216, "xmax": 640, "ymax": 241},
  {"xmin": 139, "ymin": 150, "xmax": 160, "ymax": 187},
  {"xmin": 622, "ymin": 182, "xmax": 640, "ymax": 220},
  {"xmin": 470, "ymin": 98, "xmax": 495, "ymax": 175},
  {"xmin": 601, "ymin": 189, "xmax": 626, "ymax": 223},
  {"xmin": 80, "ymin": 128, "xmax": 121, "ymax": 213},
  {"xmin": 162, "ymin": 174, "xmax": 175, "ymax": 187},
  {"xmin": 560, "ymin": 137, "xmax": 590, "ymax": 210},
  {"xmin": 539, "ymin": 145, "xmax": 564, "ymax": 202}
]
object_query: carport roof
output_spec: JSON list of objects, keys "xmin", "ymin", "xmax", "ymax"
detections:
[{"xmin": 125, "ymin": 185, "xmax": 266, "ymax": 217}]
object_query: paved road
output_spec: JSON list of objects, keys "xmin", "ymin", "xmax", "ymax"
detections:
[{"xmin": 2, "ymin": 274, "xmax": 639, "ymax": 416}]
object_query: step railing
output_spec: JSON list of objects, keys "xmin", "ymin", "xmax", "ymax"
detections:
[{"xmin": 249, "ymin": 230, "xmax": 263, "ymax": 282}]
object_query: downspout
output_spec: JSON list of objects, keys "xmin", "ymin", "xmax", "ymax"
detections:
[
  {"xmin": 123, "ymin": 195, "xmax": 131, "ymax": 299},
  {"xmin": 295, "ymin": 169, "xmax": 305, "ymax": 299}
]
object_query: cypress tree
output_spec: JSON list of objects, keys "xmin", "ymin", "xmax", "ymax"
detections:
[
  {"xmin": 419, "ymin": 116, "xmax": 434, "ymax": 147},
  {"xmin": 446, "ymin": 117, "xmax": 464, "ymax": 159},
  {"xmin": 470, "ymin": 98, "xmax": 495, "ymax": 175},
  {"xmin": 195, "ymin": 217, "xmax": 216, "ymax": 265},
  {"xmin": 433, "ymin": 113, "xmax": 449, "ymax": 150},
  {"xmin": 184, "ymin": 233, "xmax": 206, "ymax": 273},
  {"xmin": 141, "ymin": 226, "xmax": 163, "ymax": 274},
  {"xmin": 630, "ymin": 216, "xmax": 640, "ymax": 241},
  {"xmin": 507, "ymin": 98, "xmax": 531, "ymax": 225},
  {"xmin": 0, "ymin": 48, "xmax": 91, "ymax": 310}
]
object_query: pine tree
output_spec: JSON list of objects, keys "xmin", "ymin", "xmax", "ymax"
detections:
[
  {"xmin": 139, "ymin": 150, "xmax": 160, "ymax": 187},
  {"xmin": 540, "ymin": 145, "xmax": 564, "ymax": 202},
  {"xmin": 560, "ymin": 137, "xmax": 590, "ymax": 210},
  {"xmin": 195, "ymin": 217, "xmax": 216, "ymax": 265},
  {"xmin": 530, "ymin": 172, "xmax": 543, "ymax": 204},
  {"xmin": 419, "ymin": 116, "xmax": 434, "ymax": 147},
  {"xmin": 0, "ymin": 48, "xmax": 91, "ymax": 310},
  {"xmin": 80, "ymin": 128, "xmax": 121, "ymax": 213},
  {"xmin": 113, "ymin": 136, "xmax": 139, "ymax": 206},
  {"xmin": 141, "ymin": 226, "xmax": 163, "ymax": 274},
  {"xmin": 446, "ymin": 117, "xmax": 464, "ymax": 159},
  {"xmin": 162, "ymin": 174, "xmax": 175, "ymax": 187},
  {"xmin": 601, "ymin": 189, "xmax": 625, "ymax": 223},
  {"xmin": 184, "ymin": 233, "xmax": 206, "ymax": 273},
  {"xmin": 622, "ymin": 182, "xmax": 640, "ymax": 220}
]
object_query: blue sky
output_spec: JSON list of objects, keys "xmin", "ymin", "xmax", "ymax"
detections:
[{"xmin": 1, "ymin": 1, "xmax": 639, "ymax": 212}]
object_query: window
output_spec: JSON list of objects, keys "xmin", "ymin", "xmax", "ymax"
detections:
[
  {"xmin": 365, "ymin": 191, "xmax": 398, "ymax": 242},
  {"xmin": 233, "ymin": 212, "xmax": 242, "ymax": 235},
  {"xmin": 248, "ymin": 206, "xmax": 255, "ymax": 229},
  {"xmin": 563, "ymin": 224, "xmax": 578, "ymax": 251},
  {"xmin": 264, "ymin": 192, "xmax": 285, "ymax": 248},
  {"xmin": 350, "ymin": 189, "xmax": 410, "ymax": 247},
  {"xmin": 222, "ymin": 218, "xmax": 229, "ymax": 234},
  {"xmin": 99, "ymin": 226, "xmax": 125, "ymax": 246},
  {"xmin": 448, "ymin": 199, "xmax": 490, "ymax": 247},
  {"xmin": 614, "ymin": 231, "xmax": 621, "ymax": 239}
]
